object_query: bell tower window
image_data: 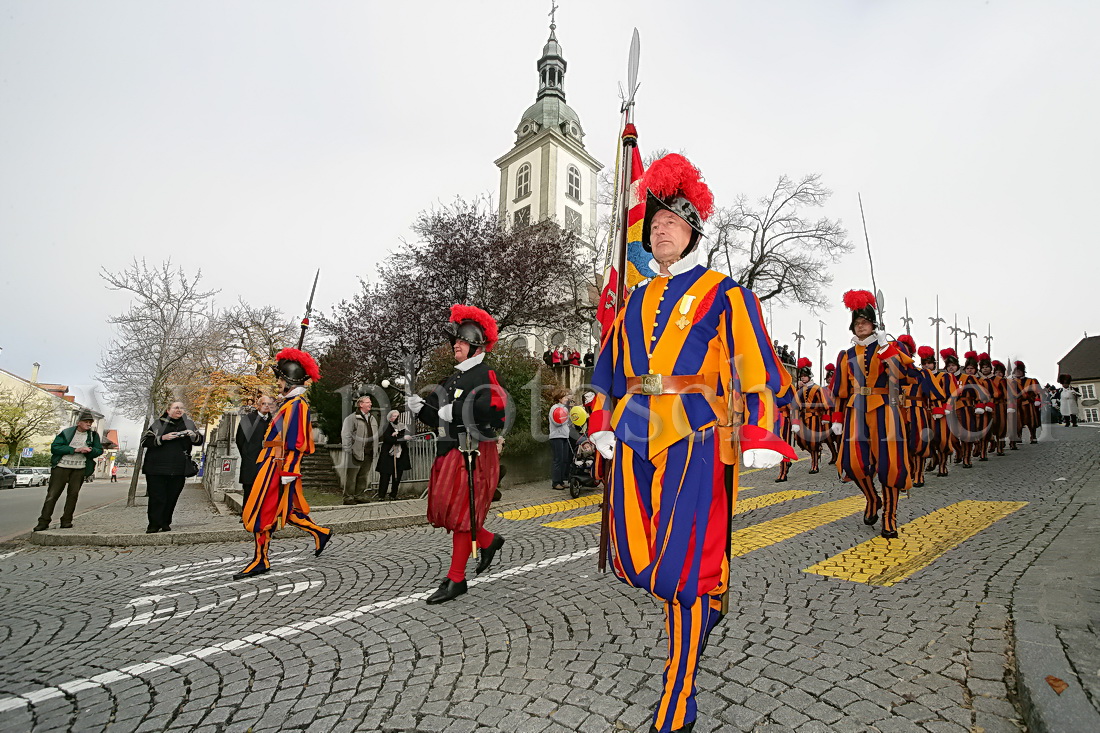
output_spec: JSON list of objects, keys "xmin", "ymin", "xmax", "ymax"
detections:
[
  {"xmin": 516, "ymin": 163, "xmax": 531, "ymax": 200},
  {"xmin": 566, "ymin": 165, "xmax": 582, "ymax": 202}
]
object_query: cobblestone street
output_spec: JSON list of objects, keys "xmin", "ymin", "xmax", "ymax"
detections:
[{"xmin": 1, "ymin": 426, "xmax": 1096, "ymax": 732}]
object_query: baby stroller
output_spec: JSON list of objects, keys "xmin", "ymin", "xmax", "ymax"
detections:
[{"xmin": 568, "ymin": 436, "xmax": 604, "ymax": 498}]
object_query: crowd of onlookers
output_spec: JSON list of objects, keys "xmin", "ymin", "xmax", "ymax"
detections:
[{"xmin": 543, "ymin": 347, "xmax": 595, "ymax": 369}]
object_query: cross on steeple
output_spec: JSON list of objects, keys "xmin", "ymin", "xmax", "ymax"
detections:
[{"xmin": 549, "ymin": 1, "xmax": 559, "ymax": 28}]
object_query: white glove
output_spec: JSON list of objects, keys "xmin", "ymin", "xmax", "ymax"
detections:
[
  {"xmin": 1034, "ymin": 400, "xmax": 1041, "ymax": 407},
  {"xmin": 975, "ymin": 407, "xmax": 985, "ymax": 415},
  {"xmin": 791, "ymin": 424, "xmax": 801, "ymax": 434},
  {"xmin": 406, "ymin": 394, "xmax": 425, "ymax": 414},
  {"xmin": 592, "ymin": 431, "xmax": 616, "ymax": 460},
  {"xmin": 437, "ymin": 403, "xmax": 453, "ymax": 423},
  {"xmin": 932, "ymin": 413, "xmax": 943, "ymax": 420},
  {"xmin": 1007, "ymin": 407, "xmax": 1016, "ymax": 413},
  {"xmin": 876, "ymin": 331, "xmax": 889, "ymax": 348},
  {"xmin": 831, "ymin": 422, "xmax": 843, "ymax": 436},
  {"xmin": 280, "ymin": 475, "xmax": 295, "ymax": 485},
  {"xmin": 743, "ymin": 449, "xmax": 783, "ymax": 469},
  {"xmin": 944, "ymin": 409, "xmax": 953, "ymax": 415}
]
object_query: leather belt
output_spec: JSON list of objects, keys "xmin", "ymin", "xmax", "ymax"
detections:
[
  {"xmin": 856, "ymin": 387, "xmax": 889, "ymax": 396},
  {"xmin": 626, "ymin": 372, "xmax": 719, "ymax": 396}
]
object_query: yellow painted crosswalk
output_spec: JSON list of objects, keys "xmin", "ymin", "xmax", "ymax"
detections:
[
  {"xmin": 803, "ymin": 500, "xmax": 1028, "ymax": 586},
  {"xmin": 730, "ymin": 496, "xmax": 866, "ymax": 558},
  {"xmin": 497, "ymin": 495, "xmax": 600, "ymax": 521}
]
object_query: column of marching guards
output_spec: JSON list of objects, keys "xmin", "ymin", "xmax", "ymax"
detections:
[{"xmin": 786, "ymin": 301, "xmax": 1046, "ymax": 538}]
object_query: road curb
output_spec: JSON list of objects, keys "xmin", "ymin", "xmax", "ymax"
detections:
[{"xmin": 1013, "ymin": 619, "xmax": 1100, "ymax": 733}]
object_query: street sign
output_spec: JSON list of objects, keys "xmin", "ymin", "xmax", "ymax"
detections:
[
  {"xmin": 222, "ymin": 459, "xmax": 232, "ymax": 473},
  {"xmin": 20, "ymin": 447, "xmax": 33, "ymax": 458}
]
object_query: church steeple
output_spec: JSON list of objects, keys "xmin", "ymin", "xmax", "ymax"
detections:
[{"xmin": 536, "ymin": 21, "xmax": 567, "ymax": 102}]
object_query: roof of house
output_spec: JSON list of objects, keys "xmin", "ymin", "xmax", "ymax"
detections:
[{"xmin": 1057, "ymin": 335, "xmax": 1100, "ymax": 381}]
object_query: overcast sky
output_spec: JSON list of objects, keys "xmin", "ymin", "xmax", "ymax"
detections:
[{"xmin": 2, "ymin": 0, "xmax": 1097, "ymax": 443}]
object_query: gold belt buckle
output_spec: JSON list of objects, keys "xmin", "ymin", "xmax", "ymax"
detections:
[
  {"xmin": 859, "ymin": 386, "xmax": 873, "ymax": 396},
  {"xmin": 640, "ymin": 373, "xmax": 663, "ymax": 395}
]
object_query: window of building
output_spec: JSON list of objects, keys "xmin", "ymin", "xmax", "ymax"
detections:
[
  {"xmin": 1078, "ymin": 383, "xmax": 1096, "ymax": 400},
  {"xmin": 515, "ymin": 163, "xmax": 531, "ymax": 200},
  {"xmin": 566, "ymin": 165, "xmax": 582, "ymax": 201},
  {"xmin": 514, "ymin": 205, "xmax": 531, "ymax": 227},
  {"xmin": 1084, "ymin": 408, "xmax": 1099, "ymax": 423},
  {"xmin": 564, "ymin": 207, "xmax": 582, "ymax": 234}
]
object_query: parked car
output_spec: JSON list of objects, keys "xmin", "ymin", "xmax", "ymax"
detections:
[
  {"xmin": 14, "ymin": 468, "xmax": 47, "ymax": 487},
  {"xmin": 0, "ymin": 467, "xmax": 16, "ymax": 490}
]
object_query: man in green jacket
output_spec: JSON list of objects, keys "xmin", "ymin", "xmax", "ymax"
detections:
[{"xmin": 34, "ymin": 411, "xmax": 103, "ymax": 531}]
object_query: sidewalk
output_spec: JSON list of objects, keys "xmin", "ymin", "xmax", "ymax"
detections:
[
  {"xmin": 20, "ymin": 478, "xmax": 573, "ymax": 548},
  {"xmin": 1012, "ymin": 466, "xmax": 1100, "ymax": 732}
]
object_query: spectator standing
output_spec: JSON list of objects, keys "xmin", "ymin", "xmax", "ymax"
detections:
[
  {"xmin": 551, "ymin": 347, "xmax": 562, "ymax": 368},
  {"xmin": 548, "ymin": 389, "xmax": 574, "ymax": 490},
  {"xmin": 543, "ymin": 349, "xmax": 554, "ymax": 367},
  {"xmin": 583, "ymin": 350, "xmax": 595, "ymax": 368},
  {"xmin": 141, "ymin": 401, "xmax": 203, "ymax": 533},
  {"xmin": 1056, "ymin": 375, "xmax": 1080, "ymax": 427},
  {"xmin": 341, "ymin": 395, "xmax": 378, "ymax": 504},
  {"xmin": 236, "ymin": 395, "xmax": 275, "ymax": 503},
  {"xmin": 34, "ymin": 411, "xmax": 103, "ymax": 531},
  {"xmin": 110, "ymin": 463, "xmax": 118, "ymax": 482},
  {"xmin": 376, "ymin": 409, "xmax": 412, "ymax": 500}
]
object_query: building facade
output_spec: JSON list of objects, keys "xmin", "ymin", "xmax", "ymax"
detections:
[{"xmin": 1056, "ymin": 335, "xmax": 1100, "ymax": 422}]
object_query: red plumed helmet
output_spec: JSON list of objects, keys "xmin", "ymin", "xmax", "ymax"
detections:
[
  {"xmin": 640, "ymin": 154, "xmax": 714, "ymax": 222},
  {"xmin": 897, "ymin": 334, "xmax": 916, "ymax": 353},
  {"xmin": 1014, "ymin": 360, "xmax": 1026, "ymax": 372},
  {"xmin": 978, "ymin": 352, "xmax": 990, "ymax": 361},
  {"xmin": 447, "ymin": 304, "xmax": 499, "ymax": 351},
  {"xmin": 797, "ymin": 357, "xmax": 812, "ymax": 369},
  {"xmin": 274, "ymin": 348, "xmax": 321, "ymax": 383},
  {"xmin": 964, "ymin": 350, "xmax": 978, "ymax": 360},
  {"xmin": 842, "ymin": 290, "xmax": 877, "ymax": 311},
  {"xmin": 940, "ymin": 348, "xmax": 957, "ymax": 360},
  {"xmin": 917, "ymin": 346, "xmax": 936, "ymax": 360},
  {"xmin": 825, "ymin": 363, "xmax": 835, "ymax": 372},
  {"xmin": 992, "ymin": 360, "xmax": 1005, "ymax": 369}
]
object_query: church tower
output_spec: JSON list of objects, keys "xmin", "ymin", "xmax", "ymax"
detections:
[{"xmin": 494, "ymin": 17, "xmax": 602, "ymax": 237}]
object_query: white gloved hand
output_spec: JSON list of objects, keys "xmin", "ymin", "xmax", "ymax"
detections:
[
  {"xmin": 743, "ymin": 449, "xmax": 784, "ymax": 469},
  {"xmin": 876, "ymin": 330, "xmax": 889, "ymax": 348},
  {"xmin": 975, "ymin": 407, "xmax": 985, "ymax": 415},
  {"xmin": 406, "ymin": 394, "xmax": 425, "ymax": 414},
  {"xmin": 831, "ymin": 422, "xmax": 843, "ymax": 436},
  {"xmin": 944, "ymin": 409, "xmax": 953, "ymax": 415},
  {"xmin": 1034, "ymin": 400, "xmax": 1041, "ymax": 407},
  {"xmin": 1007, "ymin": 407, "xmax": 1016, "ymax": 413},
  {"xmin": 280, "ymin": 475, "xmax": 295, "ymax": 485},
  {"xmin": 932, "ymin": 413, "xmax": 943, "ymax": 420},
  {"xmin": 437, "ymin": 403, "xmax": 453, "ymax": 423},
  {"xmin": 791, "ymin": 424, "xmax": 801, "ymax": 434},
  {"xmin": 591, "ymin": 431, "xmax": 616, "ymax": 460}
]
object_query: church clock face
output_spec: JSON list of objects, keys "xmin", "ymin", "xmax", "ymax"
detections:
[{"xmin": 564, "ymin": 207, "xmax": 582, "ymax": 233}]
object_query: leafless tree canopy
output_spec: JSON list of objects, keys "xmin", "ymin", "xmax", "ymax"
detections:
[
  {"xmin": 701, "ymin": 174, "xmax": 851, "ymax": 312},
  {"xmin": 0, "ymin": 386, "xmax": 62, "ymax": 457}
]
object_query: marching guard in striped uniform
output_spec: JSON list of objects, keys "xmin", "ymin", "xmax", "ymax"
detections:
[
  {"xmin": 1012, "ymin": 361, "xmax": 1042, "ymax": 444},
  {"xmin": 406, "ymin": 305, "xmax": 508, "ymax": 605},
  {"xmin": 952, "ymin": 352, "xmax": 990, "ymax": 469},
  {"xmin": 828, "ymin": 290, "xmax": 914, "ymax": 538},
  {"xmin": 939, "ymin": 348, "xmax": 963, "ymax": 467},
  {"xmin": 915, "ymin": 345, "xmax": 952, "ymax": 481},
  {"xmin": 589, "ymin": 154, "xmax": 794, "ymax": 733},
  {"xmin": 235, "ymin": 349, "xmax": 333, "ymax": 580},
  {"xmin": 792, "ymin": 357, "xmax": 828, "ymax": 474},
  {"xmin": 822, "ymin": 362, "xmax": 840, "ymax": 465},
  {"xmin": 775, "ymin": 400, "xmax": 794, "ymax": 482},
  {"xmin": 985, "ymin": 360, "xmax": 1009, "ymax": 456},
  {"xmin": 897, "ymin": 336, "xmax": 933, "ymax": 488},
  {"xmin": 975, "ymin": 353, "xmax": 996, "ymax": 460}
]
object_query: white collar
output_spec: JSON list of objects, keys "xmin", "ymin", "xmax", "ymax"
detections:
[
  {"xmin": 455, "ymin": 351, "xmax": 485, "ymax": 372},
  {"xmin": 648, "ymin": 248, "xmax": 701, "ymax": 278},
  {"xmin": 852, "ymin": 333, "xmax": 877, "ymax": 347},
  {"xmin": 283, "ymin": 386, "xmax": 307, "ymax": 399}
]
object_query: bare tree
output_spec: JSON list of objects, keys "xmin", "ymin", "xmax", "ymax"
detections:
[
  {"xmin": 701, "ymin": 174, "xmax": 852, "ymax": 312},
  {"xmin": 0, "ymin": 386, "xmax": 62, "ymax": 461},
  {"xmin": 97, "ymin": 259, "xmax": 218, "ymax": 506},
  {"xmin": 220, "ymin": 300, "xmax": 298, "ymax": 372}
]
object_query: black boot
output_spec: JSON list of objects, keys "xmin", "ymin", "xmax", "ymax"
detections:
[
  {"xmin": 315, "ymin": 529, "xmax": 333, "ymax": 557},
  {"xmin": 881, "ymin": 528, "xmax": 899, "ymax": 539},
  {"xmin": 146, "ymin": 525, "xmax": 160, "ymax": 534},
  {"xmin": 864, "ymin": 513, "xmax": 879, "ymax": 526},
  {"xmin": 426, "ymin": 579, "xmax": 467, "ymax": 605},
  {"xmin": 476, "ymin": 535, "xmax": 505, "ymax": 574},
  {"xmin": 649, "ymin": 720, "xmax": 695, "ymax": 733},
  {"xmin": 232, "ymin": 565, "xmax": 270, "ymax": 581}
]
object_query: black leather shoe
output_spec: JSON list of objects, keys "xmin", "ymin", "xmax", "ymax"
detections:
[
  {"xmin": 60, "ymin": 523, "xmax": 73, "ymax": 529},
  {"xmin": 160, "ymin": 525, "xmax": 171, "ymax": 532},
  {"xmin": 146, "ymin": 525, "xmax": 160, "ymax": 534},
  {"xmin": 649, "ymin": 720, "xmax": 695, "ymax": 733},
  {"xmin": 808, "ymin": 468, "xmax": 819, "ymax": 474},
  {"xmin": 476, "ymin": 535, "xmax": 505, "ymax": 574},
  {"xmin": 232, "ymin": 565, "xmax": 269, "ymax": 581},
  {"xmin": 426, "ymin": 579, "xmax": 467, "ymax": 604},
  {"xmin": 864, "ymin": 513, "xmax": 879, "ymax": 526},
  {"xmin": 913, "ymin": 482, "xmax": 924, "ymax": 488},
  {"xmin": 881, "ymin": 529, "xmax": 899, "ymax": 539},
  {"xmin": 979, "ymin": 457, "xmax": 988, "ymax": 462},
  {"xmin": 315, "ymin": 530, "xmax": 333, "ymax": 557},
  {"xmin": 33, "ymin": 523, "xmax": 48, "ymax": 532}
]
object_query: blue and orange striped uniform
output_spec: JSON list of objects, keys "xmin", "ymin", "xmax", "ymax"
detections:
[
  {"xmin": 925, "ymin": 370, "xmax": 957, "ymax": 474},
  {"xmin": 591, "ymin": 265, "xmax": 792, "ymax": 733},
  {"xmin": 239, "ymin": 393, "xmax": 331, "ymax": 574},
  {"xmin": 984, "ymin": 375, "xmax": 1008, "ymax": 454},
  {"xmin": 1014, "ymin": 376, "xmax": 1042, "ymax": 442},
  {"xmin": 951, "ymin": 374, "xmax": 990, "ymax": 467},
  {"xmin": 793, "ymin": 381, "xmax": 829, "ymax": 473},
  {"xmin": 828, "ymin": 340, "xmax": 914, "ymax": 533},
  {"xmin": 900, "ymin": 369, "xmax": 935, "ymax": 486}
]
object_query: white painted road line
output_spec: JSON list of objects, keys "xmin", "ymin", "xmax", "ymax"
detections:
[
  {"xmin": 110, "ymin": 580, "xmax": 325, "ymax": 628},
  {"xmin": 0, "ymin": 546, "xmax": 598, "ymax": 714},
  {"xmin": 139, "ymin": 556, "xmax": 305, "ymax": 587},
  {"xmin": 147, "ymin": 550, "xmax": 305, "ymax": 576}
]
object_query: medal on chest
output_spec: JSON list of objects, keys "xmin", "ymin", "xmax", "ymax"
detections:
[{"xmin": 675, "ymin": 295, "xmax": 696, "ymax": 330}]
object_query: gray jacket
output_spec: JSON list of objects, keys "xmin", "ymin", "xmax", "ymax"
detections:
[{"xmin": 341, "ymin": 410, "xmax": 378, "ymax": 463}]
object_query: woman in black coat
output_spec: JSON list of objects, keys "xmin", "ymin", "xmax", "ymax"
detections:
[
  {"xmin": 375, "ymin": 410, "xmax": 412, "ymax": 500},
  {"xmin": 141, "ymin": 401, "xmax": 203, "ymax": 533}
]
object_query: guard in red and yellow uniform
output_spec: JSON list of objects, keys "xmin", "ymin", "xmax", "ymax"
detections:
[
  {"xmin": 1012, "ymin": 361, "xmax": 1042, "ymax": 444},
  {"xmin": 792, "ymin": 357, "xmax": 828, "ymax": 474},
  {"xmin": 951, "ymin": 352, "xmax": 990, "ymax": 469},
  {"xmin": 897, "ymin": 336, "xmax": 933, "ymax": 488},
  {"xmin": 828, "ymin": 290, "xmax": 914, "ymax": 538},
  {"xmin": 822, "ymin": 362, "xmax": 840, "ymax": 465},
  {"xmin": 975, "ymin": 353, "xmax": 996, "ymax": 460},
  {"xmin": 589, "ymin": 154, "xmax": 794, "ymax": 733},
  {"xmin": 985, "ymin": 360, "xmax": 1009, "ymax": 455},
  {"xmin": 926, "ymin": 349, "xmax": 960, "ymax": 476},
  {"xmin": 235, "ymin": 349, "xmax": 332, "ymax": 580}
]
